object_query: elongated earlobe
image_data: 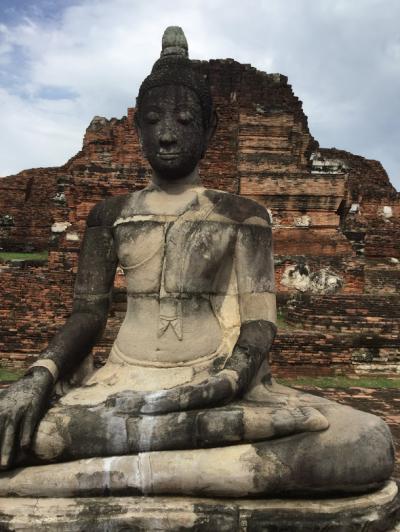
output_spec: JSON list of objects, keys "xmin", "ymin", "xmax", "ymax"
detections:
[
  {"xmin": 208, "ymin": 109, "xmax": 218, "ymax": 143},
  {"xmin": 201, "ymin": 109, "xmax": 218, "ymax": 157},
  {"xmin": 134, "ymin": 112, "xmax": 144, "ymax": 150}
]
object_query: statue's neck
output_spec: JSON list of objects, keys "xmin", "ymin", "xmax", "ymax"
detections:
[
  {"xmin": 144, "ymin": 167, "xmax": 203, "ymax": 216},
  {"xmin": 150, "ymin": 167, "xmax": 202, "ymax": 194}
]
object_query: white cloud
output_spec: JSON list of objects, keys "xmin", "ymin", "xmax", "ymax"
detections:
[
  {"xmin": 0, "ymin": 88, "xmax": 83, "ymax": 175},
  {"xmin": 0, "ymin": 0, "xmax": 399, "ymax": 190}
]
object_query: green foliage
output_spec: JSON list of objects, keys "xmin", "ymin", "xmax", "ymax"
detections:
[
  {"xmin": 277, "ymin": 376, "xmax": 400, "ymax": 389},
  {"xmin": 0, "ymin": 368, "xmax": 22, "ymax": 382},
  {"xmin": 0, "ymin": 251, "xmax": 48, "ymax": 262}
]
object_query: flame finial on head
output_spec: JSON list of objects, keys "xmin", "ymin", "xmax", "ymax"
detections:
[{"xmin": 161, "ymin": 26, "xmax": 188, "ymax": 58}]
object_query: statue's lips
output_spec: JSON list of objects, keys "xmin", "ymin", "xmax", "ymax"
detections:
[{"xmin": 158, "ymin": 152, "xmax": 180, "ymax": 160}]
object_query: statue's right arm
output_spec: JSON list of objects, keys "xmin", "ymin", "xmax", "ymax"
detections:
[
  {"xmin": 0, "ymin": 201, "xmax": 118, "ymax": 468},
  {"xmin": 39, "ymin": 202, "xmax": 119, "ymax": 378}
]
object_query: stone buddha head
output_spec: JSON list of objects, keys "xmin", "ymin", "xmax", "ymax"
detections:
[{"xmin": 135, "ymin": 27, "xmax": 217, "ymax": 180}]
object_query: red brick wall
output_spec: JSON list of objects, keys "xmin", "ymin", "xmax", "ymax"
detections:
[{"xmin": 0, "ymin": 59, "xmax": 399, "ymax": 376}]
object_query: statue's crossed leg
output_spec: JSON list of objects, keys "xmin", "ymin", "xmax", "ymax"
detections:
[{"xmin": 0, "ymin": 382, "xmax": 393, "ymax": 498}]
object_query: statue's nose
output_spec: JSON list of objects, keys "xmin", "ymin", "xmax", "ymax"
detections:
[{"xmin": 159, "ymin": 120, "xmax": 177, "ymax": 146}]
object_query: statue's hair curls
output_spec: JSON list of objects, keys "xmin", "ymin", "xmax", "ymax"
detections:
[{"xmin": 136, "ymin": 26, "xmax": 213, "ymax": 130}]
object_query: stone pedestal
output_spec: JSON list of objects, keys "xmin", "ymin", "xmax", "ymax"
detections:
[{"xmin": 0, "ymin": 480, "xmax": 398, "ymax": 531}]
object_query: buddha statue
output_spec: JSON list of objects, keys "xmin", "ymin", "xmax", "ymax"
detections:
[{"xmin": 0, "ymin": 27, "xmax": 394, "ymax": 499}]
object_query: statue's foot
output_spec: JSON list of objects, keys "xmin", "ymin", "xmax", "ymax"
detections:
[{"xmin": 269, "ymin": 405, "xmax": 329, "ymax": 436}]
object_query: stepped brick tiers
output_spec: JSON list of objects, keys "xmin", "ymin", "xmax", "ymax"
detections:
[{"xmin": 0, "ymin": 26, "xmax": 399, "ymax": 531}]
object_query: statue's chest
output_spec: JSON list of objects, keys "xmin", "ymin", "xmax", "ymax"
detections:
[{"xmin": 114, "ymin": 220, "xmax": 236, "ymax": 294}]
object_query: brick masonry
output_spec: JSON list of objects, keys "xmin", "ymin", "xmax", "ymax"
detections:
[{"xmin": 0, "ymin": 59, "xmax": 399, "ymax": 376}]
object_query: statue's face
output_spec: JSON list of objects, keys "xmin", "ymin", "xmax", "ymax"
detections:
[{"xmin": 137, "ymin": 85, "xmax": 207, "ymax": 179}]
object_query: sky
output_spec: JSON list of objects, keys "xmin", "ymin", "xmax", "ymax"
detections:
[{"xmin": 0, "ymin": 0, "xmax": 399, "ymax": 191}]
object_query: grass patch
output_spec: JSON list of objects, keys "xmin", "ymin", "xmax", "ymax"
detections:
[
  {"xmin": 0, "ymin": 251, "xmax": 48, "ymax": 262},
  {"xmin": 277, "ymin": 376, "xmax": 400, "ymax": 389},
  {"xmin": 276, "ymin": 309, "xmax": 293, "ymax": 330},
  {"xmin": 0, "ymin": 368, "xmax": 22, "ymax": 382}
]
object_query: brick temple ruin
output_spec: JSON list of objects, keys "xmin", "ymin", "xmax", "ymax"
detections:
[{"xmin": 0, "ymin": 59, "xmax": 399, "ymax": 376}]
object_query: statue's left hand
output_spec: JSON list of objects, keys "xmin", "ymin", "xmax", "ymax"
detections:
[
  {"xmin": 140, "ymin": 369, "xmax": 239, "ymax": 415},
  {"xmin": 140, "ymin": 320, "xmax": 276, "ymax": 415},
  {"xmin": 0, "ymin": 367, "xmax": 53, "ymax": 469}
]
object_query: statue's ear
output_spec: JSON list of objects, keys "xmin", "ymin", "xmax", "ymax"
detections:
[
  {"xmin": 134, "ymin": 109, "xmax": 140, "ymax": 132},
  {"xmin": 134, "ymin": 110, "xmax": 143, "ymax": 148},
  {"xmin": 206, "ymin": 109, "xmax": 218, "ymax": 144},
  {"xmin": 203, "ymin": 109, "xmax": 218, "ymax": 156}
]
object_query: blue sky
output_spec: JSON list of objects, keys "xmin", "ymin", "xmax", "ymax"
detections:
[{"xmin": 0, "ymin": 0, "xmax": 399, "ymax": 191}]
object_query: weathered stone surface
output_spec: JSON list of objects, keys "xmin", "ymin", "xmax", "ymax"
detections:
[
  {"xmin": 0, "ymin": 379, "xmax": 394, "ymax": 496},
  {"xmin": 0, "ymin": 27, "xmax": 395, "ymax": 502},
  {"xmin": 0, "ymin": 481, "xmax": 398, "ymax": 531}
]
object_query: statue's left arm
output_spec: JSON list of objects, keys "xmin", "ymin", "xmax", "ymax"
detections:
[
  {"xmin": 225, "ymin": 217, "xmax": 277, "ymax": 388},
  {"xmin": 142, "ymin": 211, "xmax": 277, "ymax": 415}
]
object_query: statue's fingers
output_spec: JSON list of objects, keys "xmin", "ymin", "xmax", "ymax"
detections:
[
  {"xmin": 105, "ymin": 390, "xmax": 145, "ymax": 414},
  {"xmin": 142, "ymin": 382, "xmax": 221, "ymax": 414},
  {"xmin": 141, "ymin": 374, "xmax": 236, "ymax": 415},
  {"xmin": 198, "ymin": 374, "xmax": 236, "ymax": 405},
  {"xmin": 20, "ymin": 410, "xmax": 36, "ymax": 451},
  {"xmin": 141, "ymin": 388, "xmax": 183, "ymax": 415},
  {"xmin": 0, "ymin": 420, "xmax": 17, "ymax": 469},
  {"xmin": 176, "ymin": 378, "xmax": 228, "ymax": 410}
]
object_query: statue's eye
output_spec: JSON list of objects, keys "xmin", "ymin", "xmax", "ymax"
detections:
[
  {"xmin": 145, "ymin": 111, "xmax": 160, "ymax": 124},
  {"xmin": 177, "ymin": 110, "xmax": 193, "ymax": 124}
]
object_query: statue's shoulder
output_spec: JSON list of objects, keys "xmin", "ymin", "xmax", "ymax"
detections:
[
  {"xmin": 86, "ymin": 194, "xmax": 132, "ymax": 228},
  {"xmin": 203, "ymin": 189, "xmax": 271, "ymax": 225}
]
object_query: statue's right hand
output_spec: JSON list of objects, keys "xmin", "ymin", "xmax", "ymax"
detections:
[{"xmin": 0, "ymin": 367, "xmax": 53, "ymax": 469}]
